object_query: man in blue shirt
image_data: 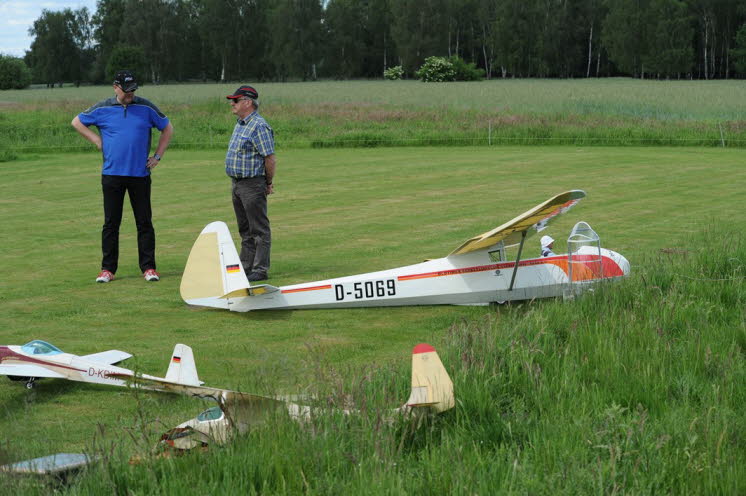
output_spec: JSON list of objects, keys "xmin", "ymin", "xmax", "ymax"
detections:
[
  {"xmin": 225, "ymin": 85, "xmax": 276, "ymax": 282},
  {"xmin": 71, "ymin": 70, "xmax": 174, "ymax": 283}
]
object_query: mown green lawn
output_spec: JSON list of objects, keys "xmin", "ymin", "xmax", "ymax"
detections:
[{"xmin": 0, "ymin": 145, "xmax": 744, "ymax": 493}]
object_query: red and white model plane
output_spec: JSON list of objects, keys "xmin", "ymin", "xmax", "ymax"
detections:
[
  {"xmin": 0, "ymin": 340, "xmax": 202, "ymax": 390},
  {"xmin": 180, "ymin": 190, "xmax": 630, "ymax": 313}
]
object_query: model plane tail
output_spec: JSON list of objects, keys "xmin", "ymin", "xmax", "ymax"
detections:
[
  {"xmin": 405, "ymin": 343, "xmax": 454, "ymax": 413},
  {"xmin": 164, "ymin": 344, "xmax": 202, "ymax": 387},
  {"xmin": 180, "ymin": 221, "xmax": 251, "ymax": 309}
]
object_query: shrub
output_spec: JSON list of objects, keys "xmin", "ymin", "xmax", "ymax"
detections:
[
  {"xmin": 416, "ymin": 56, "xmax": 456, "ymax": 82},
  {"xmin": 0, "ymin": 54, "xmax": 32, "ymax": 90},
  {"xmin": 383, "ymin": 65, "xmax": 404, "ymax": 80},
  {"xmin": 448, "ymin": 56, "xmax": 485, "ymax": 81}
]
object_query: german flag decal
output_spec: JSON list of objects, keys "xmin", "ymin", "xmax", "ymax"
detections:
[
  {"xmin": 172, "ymin": 356, "xmax": 181, "ymax": 363},
  {"xmin": 226, "ymin": 264, "xmax": 240, "ymax": 273}
]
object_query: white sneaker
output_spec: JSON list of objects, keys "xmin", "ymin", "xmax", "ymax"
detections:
[
  {"xmin": 96, "ymin": 270, "xmax": 114, "ymax": 283},
  {"xmin": 143, "ymin": 269, "xmax": 160, "ymax": 282}
]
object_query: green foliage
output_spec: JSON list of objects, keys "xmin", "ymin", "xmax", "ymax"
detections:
[
  {"xmin": 383, "ymin": 65, "xmax": 404, "ymax": 80},
  {"xmin": 448, "ymin": 56, "xmax": 484, "ymax": 81},
  {"xmin": 732, "ymin": 24, "xmax": 746, "ymax": 75},
  {"xmin": 416, "ymin": 56, "xmax": 456, "ymax": 82},
  {"xmin": 19, "ymin": 0, "xmax": 746, "ymax": 82},
  {"xmin": 25, "ymin": 7, "xmax": 90, "ymax": 85},
  {"xmin": 0, "ymin": 149, "xmax": 19, "ymax": 162},
  {"xmin": 105, "ymin": 45, "xmax": 147, "ymax": 84},
  {"xmin": 643, "ymin": 0, "xmax": 694, "ymax": 78},
  {"xmin": 414, "ymin": 57, "xmax": 484, "ymax": 82},
  {"xmin": 0, "ymin": 55, "xmax": 32, "ymax": 90}
]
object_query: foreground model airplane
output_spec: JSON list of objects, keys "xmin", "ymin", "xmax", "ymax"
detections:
[
  {"xmin": 0, "ymin": 340, "xmax": 202, "ymax": 390},
  {"xmin": 160, "ymin": 343, "xmax": 454, "ymax": 450},
  {"xmin": 180, "ymin": 190, "xmax": 630, "ymax": 312}
]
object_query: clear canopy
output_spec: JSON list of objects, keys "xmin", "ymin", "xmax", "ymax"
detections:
[
  {"xmin": 567, "ymin": 222, "xmax": 603, "ymax": 282},
  {"xmin": 197, "ymin": 406, "xmax": 224, "ymax": 422},
  {"xmin": 21, "ymin": 340, "xmax": 63, "ymax": 356}
]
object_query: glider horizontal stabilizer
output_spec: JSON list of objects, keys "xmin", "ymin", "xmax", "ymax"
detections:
[{"xmin": 80, "ymin": 350, "xmax": 132, "ymax": 365}]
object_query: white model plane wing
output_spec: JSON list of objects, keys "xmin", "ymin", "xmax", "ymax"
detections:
[
  {"xmin": 80, "ymin": 350, "xmax": 132, "ymax": 365},
  {"xmin": 449, "ymin": 190, "xmax": 586, "ymax": 255},
  {"xmin": 0, "ymin": 364, "xmax": 66, "ymax": 379}
]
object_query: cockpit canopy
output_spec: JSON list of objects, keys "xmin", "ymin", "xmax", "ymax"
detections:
[{"xmin": 21, "ymin": 340, "xmax": 63, "ymax": 356}]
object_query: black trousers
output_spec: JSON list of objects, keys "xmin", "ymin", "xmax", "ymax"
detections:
[
  {"xmin": 231, "ymin": 176, "xmax": 271, "ymax": 275},
  {"xmin": 101, "ymin": 175, "xmax": 156, "ymax": 274}
]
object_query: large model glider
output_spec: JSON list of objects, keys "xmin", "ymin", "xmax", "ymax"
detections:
[
  {"xmin": 160, "ymin": 343, "xmax": 454, "ymax": 450},
  {"xmin": 180, "ymin": 190, "xmax": 630, "ymax": 312},
  {"xmin": 0, "ymin": 340, "xmax": 202, "ymax": 390}
]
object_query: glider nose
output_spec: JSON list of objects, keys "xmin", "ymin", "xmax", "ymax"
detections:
[{"xmin": 610, "ymin": 250, "xmax": 631, "ymax": 277}]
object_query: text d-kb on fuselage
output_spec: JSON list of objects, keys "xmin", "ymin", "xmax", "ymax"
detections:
[
  {"xmin": 0, "ymin": 340, "xmax": 202, "ymax": 390},
  {"xmin": 179, "ymin": 190, "xmax": 630, "ymax": 313}
]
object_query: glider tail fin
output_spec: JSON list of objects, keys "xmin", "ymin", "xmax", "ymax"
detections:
[
  {"xmin": 180, "ymin": 221, "xmax": 250, "ymax": 308},
  {"xmin": 165, "ymin": 344, "xmax": 202, "ymax": 386},
  {"xmin": 405, "ymin": 343, "xmax": 454, "ymax": 413}
]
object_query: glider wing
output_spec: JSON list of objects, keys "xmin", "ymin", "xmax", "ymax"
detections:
[
  {"xmin": 449, "ymin": 190, "xmax": 586, "ymax": 256},
  {"xmin": 0, "ymin": 364, "xmax": 66, "ymax": 379}
]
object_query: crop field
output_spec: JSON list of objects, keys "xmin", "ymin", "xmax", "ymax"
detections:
[
  {"xmin": 0, "ymin": 141, "xmax": 744, "ymax": 493},
  {"xmin": 1, "ymin": 79, "xmax": 746, "ymax": 158}
]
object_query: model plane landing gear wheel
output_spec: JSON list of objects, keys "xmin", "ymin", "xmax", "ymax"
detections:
[{"xmin": 25, "ymin": 378, "xmax": 36, "ymax": 389}]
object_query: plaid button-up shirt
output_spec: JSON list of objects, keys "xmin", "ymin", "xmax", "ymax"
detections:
[{"xmin": 225, "ymin": 111, "xmax": 274, "ymax": 178}]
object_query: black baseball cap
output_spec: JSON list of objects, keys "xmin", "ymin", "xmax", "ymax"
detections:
[
  {"xmin": 226, "ymin": 85, "xmax": 258, "ymax": 100},
  {"xmin": 113, "ymin": 70, "xmax": 138, "ymax": 92}
]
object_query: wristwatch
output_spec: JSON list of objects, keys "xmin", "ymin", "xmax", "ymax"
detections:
[{"xmin": 153, "ymin": 153, "xmax": 161, "ymax": 161}]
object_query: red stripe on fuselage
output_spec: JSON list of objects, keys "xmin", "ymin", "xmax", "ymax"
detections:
[
  {"xmin": 0, "ymin": 347, "xmax": 87, "ymax": 373},
  {"xmin": 398, "ymin": 255, "xmax": 622, "ymax": 281},
  {"xmin": 281, "ymin": 284, "xmax": 333, "ymax": 294}
]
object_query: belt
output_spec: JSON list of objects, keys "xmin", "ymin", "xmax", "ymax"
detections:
[{"xmin": 231, "ymin": 175, "xmax": 265, "ymax": 181}]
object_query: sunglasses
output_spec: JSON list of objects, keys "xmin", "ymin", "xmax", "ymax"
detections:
[{"xmin": 230, "ymin": 98, "xmax": 248, "ymax": 104}]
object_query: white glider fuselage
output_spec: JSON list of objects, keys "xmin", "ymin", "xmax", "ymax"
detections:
[
  {"xmin": 0, "ymin": 340, "xmax": 202, "ymax": 390},
  {"xmin": 227, "ymin": 247, "xmax": 629, "ymax": 312},
  {"xmin": 0, "ymin": 344, "xmax": 132, "ymax": 387},
  {"xmin": 180, "ymin": 191, "xmax": 631, "ymax": 313}
]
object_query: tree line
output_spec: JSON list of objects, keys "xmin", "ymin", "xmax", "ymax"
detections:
[{"xmin": 16, "ymin": 0, "xmax": 746, "ymax": 87}]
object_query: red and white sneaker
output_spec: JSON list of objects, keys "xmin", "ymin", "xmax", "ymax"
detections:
[
  {"xmin": 96, "ymin": 270, "xmax": 115, "ymax": 283},
  {"xmin": 143, "ymin": 269, "xmax": 160, "ymax": 282}
]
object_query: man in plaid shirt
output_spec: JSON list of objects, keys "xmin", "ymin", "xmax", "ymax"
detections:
[{"xmin": 225, "ymin": 85, "xmax": 276, "ymax": 281}]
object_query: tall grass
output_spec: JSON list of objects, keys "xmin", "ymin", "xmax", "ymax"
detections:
[
  {"xmin": 1, "ymin": 79, "xmax": 744, "ymax": 154},
  {"xmin": 4, "ymin": 223, "xmax": 742, "ymax": 494}
]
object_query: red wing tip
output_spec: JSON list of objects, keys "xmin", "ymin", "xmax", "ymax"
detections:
[{"xmin": 413, "ymin": 343, "xmax": 436, "ymax": 355}]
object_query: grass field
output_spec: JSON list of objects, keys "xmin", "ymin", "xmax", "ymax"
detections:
[
  {"xmin": 1, "ymin": 79, "xmax": 745, "ymax": 157},
  {"xmin": 0, "ymin": 145, "xmax": 744, "ymax": 493}
]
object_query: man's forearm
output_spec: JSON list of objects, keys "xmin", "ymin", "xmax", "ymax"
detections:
[
  {"xmin": 154, "ymin": 123, "xmax": 174, "ymax": 157},
  {"xmin": 71, "ymin": 116, "xmax": 102, "ymax": 150},
  {"xmin": 264, "ymin": 154, "xmax": 276, "ymax": 183}
]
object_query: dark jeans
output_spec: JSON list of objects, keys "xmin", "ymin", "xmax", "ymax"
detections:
[
  {"xmin": 101, "ymin": 174, "xmax": 155, "ymax": 274},
  {"xmin": 231, "ymin": 177, "xmax": 271, "ymax": 276}
]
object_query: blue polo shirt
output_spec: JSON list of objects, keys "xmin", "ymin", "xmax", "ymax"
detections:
[{"xmin": 78, "ymin": 96, "xmax": 170, "ymax": 177}]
